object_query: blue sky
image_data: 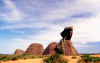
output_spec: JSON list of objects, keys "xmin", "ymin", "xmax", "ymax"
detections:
[{"xmin": 0, "ymin": 0, "xmax": 100, "ymax": 54}]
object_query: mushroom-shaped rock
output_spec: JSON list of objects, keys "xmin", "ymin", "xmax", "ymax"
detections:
[
  {"xmin": 14, "ymin": 49, "xmax": 25, "ymax": 55},
  {"xmin": 61, "ymin": 26, "xmax": 73, "ymax": 41},
  {"xmin": 43, "ymin": 42, "xmax": 58, "ymax": 55},
  {"xmin": 59, "ymin": 26, "xmax": 78, "ymax": 55},
  {"xmin": 25, "ymin": 43, "xmax": 44, "ymax": 55}
]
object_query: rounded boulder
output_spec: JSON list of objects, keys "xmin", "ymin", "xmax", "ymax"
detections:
[
  {"xmin": 43, "ymin": 42, "xmax": 58, "ymax": 55},
  {"xmin": 14, "ymin": 49, "xmax": 25, "ymax": 55},
  {"xmin": 25, "ymin": 43, "xmax": 44, "ymax": 55}
]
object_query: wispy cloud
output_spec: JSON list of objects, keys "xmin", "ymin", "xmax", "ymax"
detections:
[
  {"xmin": 0, "ymin": 0, "xmax": 100, "ymax": 54},
  {"xmin": 11, "ymin": 30, "xmax": 25, "ymax": 34},
  {"xmin": 73, "ymin": 44, "xmax": 92, "ymax": 47},
  {"xmin": 0, "ymin": 0, "xmax": 25, "ymax": 23}
]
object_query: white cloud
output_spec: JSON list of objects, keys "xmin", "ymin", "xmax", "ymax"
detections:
[
  {"xmin": 0, "ymin": 0, "xmax": 100, "ymax": 54},
  {"xmin": 73, "ymin": 44, "xmax": 92, "ymax": 47},
  {"xmin": 11, "ymin": 30, "xmax": 25, "ymax": 34},
  {"xmin": 72, "ymin": 15, "xmax": 100, "ymax": 44},
  {"xmin": 0, "ymin": 0, "xmax": 25, "ymax": 23}
]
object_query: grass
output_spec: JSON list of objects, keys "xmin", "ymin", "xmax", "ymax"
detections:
[
  {"xmin": 72, "ymin": 56, "xmax": 77, "ymax": 59},
  {"xmin": 78, "ymin": 54, "xmax": 100, "ymax": 63},
  {"xmin": 43, "ymin": 53, "xmax": 68, "ymax": 63},
  {"xmin": 0, "ymin": 53, "xmax": 49, "ymax": 61},
  {"xmin": 12, "ymin": 57, "xmax": 18, "ymax": 61},
  {"xmin": 43, "ymin": 39, "xmax": 68, "ymax": 63}
]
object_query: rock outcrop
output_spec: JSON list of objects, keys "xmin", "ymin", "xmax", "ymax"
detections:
[
  {"xmin": 25, "ymin": 43, "xmax": 44, "ymax": 55},
  {"xmin": 59, "ymin": 26, "xmax": 78, "ymax": 55},
  {"xmin": 43, "ymin": 42, "xmax": 58, "ymax": 55},
  {"xmin": 59, "ymin": 40, "xmax": 78, "ymax": 55},
  {"xmin": 14, "ymin": 49, "xmax": 25, "ymax": 55},
  {"xmin": 14, "ymin": 26, "xmax": 78, "ymax": 55},
  {"xmin": 61, "ymin": 26, "xmax": 73, "ymax": 41}
]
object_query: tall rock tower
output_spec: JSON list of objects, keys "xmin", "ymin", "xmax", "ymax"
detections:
[{"xmin": 60, "ymin": 26, "xmax": 78, "ymax": 55}]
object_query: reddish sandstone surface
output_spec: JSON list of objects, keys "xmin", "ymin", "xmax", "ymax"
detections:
[
  {"xmin": 60, "ymin": 26, "xmax": 78, "ymax": 55},
  {"xmin": 62, "ymin": 40, "xmax": 78, "ymax": 55},
  {"xmin": 25, "ymin": 43, "xmax": 44, "ymax": 55},
  {"xmin": 14, "ymin": 49, "xmax": 25, "ymax": 55},
  {"xmin": 43, "ymin": 42, "xmax": 58, "ymax": 55}
]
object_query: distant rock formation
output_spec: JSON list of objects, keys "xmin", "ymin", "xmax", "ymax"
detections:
[
  {"xmin": 43, "ymin": 42, "xmax": 58, "ymax": 55},
  {"xmin": 14, "ymin": 49, "xmax": 25, "ymax": 55},
  {"xmin": 43, "ymin": 27, "xmax": 78, "ymax": 55},
  {"xmin": 14, "ymin": 26, "xmax": 78, "ymax": 55},
  {"xmin": 59, "ymin": 26, "xmax": 78, "ymax": 55},
  {"xmin": 25, "ymin": 43, "xmax": 44, "ymax": 55}
]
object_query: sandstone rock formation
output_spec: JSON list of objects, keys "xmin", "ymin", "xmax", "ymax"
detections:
[
  {"xmin": 43, "ymin": 42, "xmax": 58, "ymax": 55},
  {"xmin": 59, "ymin": 40, "xmax": 78, "ymax": 55},
  {"xmin": 14, "ymin": 49, "xmax": 25, "ymax": 55},
  {"xmin": 59, "ymin": 26, "xmax": 78, "ymax": 55},
  {"xmin": 25, "ymin": 43, "xmax": 44, "ymax": 55},
  {"xmin": 61, "ymin": 26, "xmax": 73, "ymax": 41}
]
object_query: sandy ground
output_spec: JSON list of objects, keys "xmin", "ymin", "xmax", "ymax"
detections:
[
  {"xmin": 63, "ymin": 55, "xmax": 81, "ymax": 63},
  {"xmin": 1, "ymin": 58, "xmax": 44, "ymax": 63},
  {"xmin": 1, "ymin": 54, "xmax": 100, "ymax": 63},
  {"xmin": 90, "ymin": 54, "xmax": 100, "ymax": 57}
]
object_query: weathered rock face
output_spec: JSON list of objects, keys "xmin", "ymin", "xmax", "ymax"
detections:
[
  {"xmin": 61, "ymin": 40, "xmax": 78, "ymax": 55},
  {"xmin": 59, "ymin": 26, "xmax": 78, "ymax": 55},
  {"xmin": 25, "ymin": 43, "xmax": 44, "ymax": 55},
  {"xmin": 61, "ymin": 26, "xmax": 73, "ymax": 40},
  {"xmin": 43, "ymin": 42, "xmax": 58, "ymax": 55},
  {"xmin": 14, "ymin": 49, "xmax": 25, "ymax": 55}
]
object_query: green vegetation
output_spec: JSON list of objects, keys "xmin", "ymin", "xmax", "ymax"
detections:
[
  {"xmin": 43, "ymin": 39, "xmax": 70, "ymax": 63},
  {"xmin": 43, "ymin": 53, "xmax": 68, "ymax": 63},
  {"xmin": 12, "ymin": 57, "xmax": 18, "ymax": 61},
  {"xmin": 78, "ymin": 54, "xmax": 100, "ymax": 63},
  {"xmin": 72, "ymin": 56, "xmax": 77, "ymax": 59},
  {"xmin": 57, "ymin": 39, "xmax": 64, "ymax": 54},
  {"xmin": 81, "ymin": 54, "xmax": 90, "ymax": 58},
  {"xmin": 0, "ymin": 53, "xmax": 49, "ymax": 61}
]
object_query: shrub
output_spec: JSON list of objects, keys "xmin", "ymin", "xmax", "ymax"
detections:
[
  {"xmin": 57, "ymin": 39, "xmax": 64, "ymax": 54},
  {"xmin": 39, "ymin": 56, "xmax": 44, "ymax": 58},
  {"xmin": 72, "ymin": 56, "xmax": 77, "ymax": 59},
  {"xmin": 23, "ymin": 57, "xmax": 28, "ymax": 60},
  {"xmin": 43, "ymin": 53, "xmax": 68, "ymax": 63},
  {"xmin": 31, "ymin": 56, "xmax": 34, "ymax": 59},
  {"xmin": 93, "ymin": 57, "xmax": 100, "ymax": 62},
  {"xmin": 1, "ymin": 55, "xmax": 7, "ymax": 59},
  {"xmin": 59, "ymin": 39, "xmax": 63, "ymax": 46},
  {"xmin": 0, "ymin": 54, "xmax": 50, "ymax": 61},
  {"xmin": 3, "ymin": 59, "xmax": 8, "ymax": 61},
  {"xmin": 22, "ymin": 53, "xmax": 27, "ymax": 56},
  {"xmin": 12, "ymin": 57, "xmax": 18, "ymax": 61},
  {"xmin": 78, "ymin": 54, "xmax": 100, "ymax": 63},
  {"xmin": 81, "ymin": 54, "xmax": 90, "ymax": 58},
  {"xmin": 84, "ymin": 57, "xmax": 93, "ymax": 62},
  {"xmin": 58, "ymin": 46, "xmax": 64, "ymax": 54}
]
